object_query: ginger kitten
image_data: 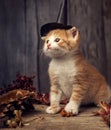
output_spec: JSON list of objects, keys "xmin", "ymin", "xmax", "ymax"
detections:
[{"xmin": 41, "ymin": 23, "xmax": 111, "ymax": 115}]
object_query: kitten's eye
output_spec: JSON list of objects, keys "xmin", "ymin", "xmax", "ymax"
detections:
[
  {"xmin": 55, "ymin": 38, "xmax": 60, "ymax": 42},
  {"xmin": 46, "ymin": 40, "xmax": 49, "ymax": 43}
]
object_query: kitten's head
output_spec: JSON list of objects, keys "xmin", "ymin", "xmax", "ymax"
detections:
[{"xmin": 41, "ymin": 26, "xmax": 80, "ymax": 58}]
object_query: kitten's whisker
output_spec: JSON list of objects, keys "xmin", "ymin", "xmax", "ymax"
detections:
[
  {"xmin": 39, "ymin": 49, "xmax": 49, "ymax": 60},
  {"xmin": 39, "ymin": 49, "xmax": 44, "ymax": 57}
]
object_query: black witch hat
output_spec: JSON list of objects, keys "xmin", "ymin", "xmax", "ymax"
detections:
[{"xmin": 40, "ymin": 22, "xmax": 72, "ymax": 37}]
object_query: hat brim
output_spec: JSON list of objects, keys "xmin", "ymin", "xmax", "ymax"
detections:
[{"xmin": 40, "ymin": 22, "xmax": 72, "ymax": 37}]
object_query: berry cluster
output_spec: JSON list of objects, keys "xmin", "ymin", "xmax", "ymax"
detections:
[{"xmin": 0, "ymin": 74, "xmax": 36, "ymax": 95}]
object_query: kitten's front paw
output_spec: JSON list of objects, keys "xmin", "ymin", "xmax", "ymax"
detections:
[
  {"xmin": 65, "ymin": 101, "xmax": 79, "ymax": 115},
  {"xmin": 46, "ymin": 106, "xmax": 61, "ymax": 114}
]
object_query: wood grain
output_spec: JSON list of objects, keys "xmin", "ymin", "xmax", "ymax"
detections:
[
  {"xmin": 1, "ymin": 105, "xmax": 109, "ymax": 130},
  {"xmin": 103, "ymin": 0, "xmax": 111, "ymax": 85},
  {"xmin": 67, "ymin": 0, "xmax": 107, "ymax": 77},
  {"xmin": 0, "ymin": 0, "xmax": 111, "ymax": 92},
  {"xmin": 0, "ymin": 0, "xmax": 26, "ymax": 86}
]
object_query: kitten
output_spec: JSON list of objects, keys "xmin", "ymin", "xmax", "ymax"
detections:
[{"xmin": 41, "ymin": 26, "xmax": 111, "ymax": 115}]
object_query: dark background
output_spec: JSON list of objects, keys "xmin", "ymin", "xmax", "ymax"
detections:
[{"xmin": 0, "ymin": 0, "xmax": 111, "ymax": 92}]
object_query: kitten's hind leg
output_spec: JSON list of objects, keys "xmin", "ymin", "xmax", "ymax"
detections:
[
  {"xmin": 46, "ymin": 86, "xmax": 62, "ymax": 114},
  {"xmin": 94, "ymin": 85, "xmax": 111, "ymax": 105}
]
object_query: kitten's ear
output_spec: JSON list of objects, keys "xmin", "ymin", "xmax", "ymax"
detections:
[
  {"xmin": 66, "ymin": 26, "xmax": 80, "ymax": 45},
  {"xmin": 70, "ymin": 27, "xmax": 79, "ymax": 38},
  {"xmin": 41, "ymin": 36, "xmax": 46, "ymax": 41}
]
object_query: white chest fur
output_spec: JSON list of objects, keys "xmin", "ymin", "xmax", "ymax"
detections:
[{"xmin": 49, "ymin": 57, "xmax": 77, "ymax": 97}]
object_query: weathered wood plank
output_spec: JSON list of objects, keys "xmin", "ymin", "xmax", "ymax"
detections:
[
  {"xmin": 34, "ymin": 105, "xmax": 108, "ymax": 130},
  {"xmin": 0, "ymin": 0, "xmax": 111, "ymax": 92},
  {"xmin": 25, "ymin": 0, "xmax": 38, "ymax": 90},
  {"xmin": 2, "ymin": 105, "xmax": 109, "ymax": 130},
  {"xmin": 67, "ymin": 0, "xmax": 107, "ymax": 78},
  {"xmin": 103, "ymin": 0, "xmax": 111, "ymax": 85},
  {"xmin": 0, "ymin": 0, "xmax": 26, "ymax": 87}
]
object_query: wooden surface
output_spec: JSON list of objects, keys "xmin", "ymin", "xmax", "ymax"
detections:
[
  {"xmin": 0, "ymin": 0, "xmax": 111, "ymax": 92},
  {"xmin": 103, "ymin": 0, "xmax": 111, "ymax": 84},
  {"xmin": 1, "ymin": 105, "xmax": 109, "ymax": 130},
  {"xmin": 67, "ymin": 0, "xmax": 108, "ymax": 78}
]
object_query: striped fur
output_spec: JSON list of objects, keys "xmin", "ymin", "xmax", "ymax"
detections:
[{"xmin": 42, "ymin": 27, "xmax": 111, "ymax": 115}]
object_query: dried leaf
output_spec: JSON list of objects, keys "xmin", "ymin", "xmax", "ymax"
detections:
[
  {"xmin": 60, "ymin": 108, "xmax": 73, "ymax": 117},
  {"xmin": 94, "ymin": 101, "xmax": 110, "ymax": 126}
]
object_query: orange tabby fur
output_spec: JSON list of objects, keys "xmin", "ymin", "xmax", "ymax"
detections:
[{"xmin": 42, "ymin": 26, "xmax": 111, "ymax": 115}]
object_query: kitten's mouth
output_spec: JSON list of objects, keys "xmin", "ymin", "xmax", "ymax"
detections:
[
  {"xmin": 46, "ymin": 46, "xmax": 53, "ymax": 51},
  {"xmin": 47, "ymin": 47, "xmax": 51, "ymax": 50},
  {"xmin": 47, "ymin": 47, "xmax": 59, "ymax": 51}
]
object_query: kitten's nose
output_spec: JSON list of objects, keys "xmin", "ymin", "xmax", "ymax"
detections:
[{"xmin": 47, "ymin": 44, "xmax": 51, "ymax": 49}]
